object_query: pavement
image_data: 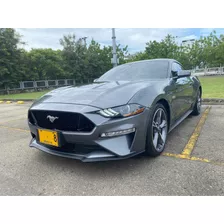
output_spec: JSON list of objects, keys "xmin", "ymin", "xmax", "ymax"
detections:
[{"xmin": 0, "ymin": 102, "xmax": 224, "ymax": 196}]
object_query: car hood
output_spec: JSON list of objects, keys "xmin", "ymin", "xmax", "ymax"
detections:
[{"xmin": 35, "ymin": 80, "xmax": 160, "ymax": 109}]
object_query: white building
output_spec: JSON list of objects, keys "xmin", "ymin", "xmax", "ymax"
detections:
[{"xmin": 181, "ymin": 39, "xmax": 195, "ymax": 48}]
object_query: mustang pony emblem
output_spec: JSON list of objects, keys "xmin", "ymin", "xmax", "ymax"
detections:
[{"xmin": 47, "ymin": 115, "xmax": 59, "ymax": 123}]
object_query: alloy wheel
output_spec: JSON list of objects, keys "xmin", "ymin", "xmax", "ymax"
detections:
[
  {"xmin": 197, "ymin": 92, "xmax": 201, "ymax": 113},
  {"xmin": 152, "ymin": 108, "xmax": 168, "ymax": 152}
]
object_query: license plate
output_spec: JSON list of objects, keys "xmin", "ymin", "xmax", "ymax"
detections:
[{"xmin": 38, "ymin": 129, "xmax": 59, "ymax": 147}]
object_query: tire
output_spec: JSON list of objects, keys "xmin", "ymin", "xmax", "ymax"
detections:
[
  {"xmin": 145, "ymin": 103, "xmax": 168, "ymax": 157},
  {"xmin": 191, "ymin": 89, "xmax": 201, "ymax": 116}
]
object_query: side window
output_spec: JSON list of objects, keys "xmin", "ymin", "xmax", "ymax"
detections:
[
  {"xmin": 176, "ymin": 64, "xmax": 183, "ymax": 72},
  {"xmin": 171, "ymin": 62, "xmax": 182, "ymax": 77}
]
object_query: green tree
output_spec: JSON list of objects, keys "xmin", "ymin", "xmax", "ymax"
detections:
[
  {"xmin": 127, "ymin": 34, "xmax": 193, "ymax": 68},
  {"xmin": 60, "ymin": 34, "xmax": 129, "ymax": 82},
  {"xmin": 0, "ymin": 28, "xmax": 24, "ymax": 89},
  {"xmin": 2, "ymin": 29, "xmax": 224, "ymax": 92},
  {"xmin": 145, "ymin": 35, "xmax": 179, "ymax": 59},
  {"xmin": 27, "ymin": 48, "xmax": 65, "ymax": 81},
  {"xmin": 60, "ymin": 34, "xmax": 88, "ymax": 83},
  {"xmin": 85, "ymin": 39, "xmax": 105, "ymax": 81}
]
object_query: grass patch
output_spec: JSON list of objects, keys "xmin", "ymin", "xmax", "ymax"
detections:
[
  {"xmin": 0, "ymin": 90, "xmax": 50, "ymax": 100},
  {"xmin": 199, "ymin": 76, "xmax": 224, "ymax": 98}
]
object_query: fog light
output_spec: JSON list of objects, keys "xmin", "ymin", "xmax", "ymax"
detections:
[{"xmin": 101, "ymin": 128, "xmax": 136, "ymax": 138}]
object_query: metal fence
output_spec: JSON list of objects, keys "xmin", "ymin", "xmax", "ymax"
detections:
[
  {"xmin": 0, "ymin": 79, "xmax": 76, "ymax": 95},
  {"xmin": 0, "ymin": 67, "xmax": 223, "ymax": 94},
  {"xmin": 19, "ymin": 79, "xmax": 75, "ymax": 90},
  {"xmin": 192, "ymin": 67, "xmax": 224, "ymax": 76}
]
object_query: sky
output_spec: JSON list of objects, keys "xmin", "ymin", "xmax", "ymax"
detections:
[{"xmin": 16, "ymin": 28, "xmax": 224, "ymax": 54}]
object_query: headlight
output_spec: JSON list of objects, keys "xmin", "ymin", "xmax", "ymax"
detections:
[{"xmin": 98, "ymin": 104, "xmax": 145, "ymax": 118}]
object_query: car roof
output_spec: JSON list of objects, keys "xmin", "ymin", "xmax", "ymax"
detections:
[{"xmin": 124, "ymin": 58, "xmax": 179, "ymax": 65}]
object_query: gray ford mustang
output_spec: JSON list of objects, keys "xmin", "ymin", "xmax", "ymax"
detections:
[{"xmin": 28, "ymin": 59, "xmax": 202, "ymax": 162}]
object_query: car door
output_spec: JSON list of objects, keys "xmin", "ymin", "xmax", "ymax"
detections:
[{"xmin": 170, "ymin": 62, "xmax": 189, "ymax": 120}]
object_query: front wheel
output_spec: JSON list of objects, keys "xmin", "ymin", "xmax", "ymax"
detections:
[
  {"xmin": 191, "ymin": 90, "xmax": 201, "ymax": 116},
  {"xmin": 145, "ymin": 103, "xmax": 168, "ymax": 157}
]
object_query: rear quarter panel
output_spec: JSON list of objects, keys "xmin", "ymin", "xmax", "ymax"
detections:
[{"xmin": 192, "ymin": 76, "xmax": 202, "ymax": 99}]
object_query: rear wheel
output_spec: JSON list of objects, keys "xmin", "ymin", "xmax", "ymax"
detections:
[
  {"xmin": 145, "ymin": 103, "xmax": 168, "ymax": 157},
  {"xmin": 191, "ymin": 89, "xmax": 201, "ymax": 116}
]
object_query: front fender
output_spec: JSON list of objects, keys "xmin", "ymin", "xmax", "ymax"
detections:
[
  {"xmin": 128, "ymin": 84, "xmax": 173, "ymax": 129},
  {"xmin": 128, "ymin": 84, "xmax": 171, "ymax": 108}
]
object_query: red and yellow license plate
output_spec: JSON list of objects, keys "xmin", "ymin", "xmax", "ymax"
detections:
[{"xmin": 38, "ymin": 129, "xmax": 59, "ymax": 147}]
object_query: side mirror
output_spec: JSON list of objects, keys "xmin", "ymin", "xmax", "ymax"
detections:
[
  {"xmin": 172, "ymin": 70, "xmax": 191, "ymax": 79},
  {"xmin": 178, "ymin": 70, "xmax": 191, "ymax": 78},
  {"xmin": 93, "ymin": 78, "xmax": 98, "ymax": 82},
  {"xmin": 171, "ymin": 70, "xmax": 178, "ymax": 79}
]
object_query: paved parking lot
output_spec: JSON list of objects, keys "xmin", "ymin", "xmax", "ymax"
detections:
[{"xmin": 0, "ymin": 102, "xmax": 224, "ymax": 195}]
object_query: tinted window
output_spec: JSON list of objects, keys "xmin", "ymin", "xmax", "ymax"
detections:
[
  {"xmin": 171, "ymin": 62, "xmax": 183, "ymax": 78},
  {"xmin": 97, "ymin": 61, "xmax": 169, "ymax": 81},
  {"xmin": 172, "ymin": 63, "xmax": 182, "ymax": 73}
]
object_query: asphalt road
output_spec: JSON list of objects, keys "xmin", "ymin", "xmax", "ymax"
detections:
[{"xmin": 0, "ymin": 102, "xmax": 224, "ymax": 196}]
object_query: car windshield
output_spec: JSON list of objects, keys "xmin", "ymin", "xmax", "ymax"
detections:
[{"xmin": 97, "ymin": 60, "xmax": 169, "ymax": 81}]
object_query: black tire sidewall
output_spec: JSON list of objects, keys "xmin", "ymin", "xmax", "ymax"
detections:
[{"xmin": 192, "ymin": 90, "xmax": 201, "ymax": 116}]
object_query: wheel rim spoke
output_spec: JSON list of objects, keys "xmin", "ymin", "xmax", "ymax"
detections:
[
  {"xmin": 157, "ymin": 109, "xmax": 162, "ymax": 124},
  {"xmin": 152, "ymin": 108, "xmax": 168, "ymax": 152},
  {"xmin": 153, "ymin": 132, "xmax": 159, "ymax": 148},
  {"xmin": 159, "ymin": 130, "xmax": 166, "ymax": 144},
  {"xmin": 197, "ymin": 96, "xmax": 201, "ymax": 110},
  {"xmin": 159, "ymin": 120, "xmax": 167, "ymax": 129},
  {"xmin": 152, "ymin": 121, "xmax": 157, "ymax": 128}
]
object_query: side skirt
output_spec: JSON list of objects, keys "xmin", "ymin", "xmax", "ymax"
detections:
[{"xmin": 168, "ymin": 109, "xmax": 193, "ymax": 133}]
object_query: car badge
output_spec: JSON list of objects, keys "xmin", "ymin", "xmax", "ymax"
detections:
[{"xmin": 47, "ymin": 115, "xmax": 59, "ymax": 123}]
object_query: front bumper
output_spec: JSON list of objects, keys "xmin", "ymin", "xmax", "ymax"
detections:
[
  {"xmin": 30, "ymin": 138, "xmax": 143, "ymax": 162},
  {"xmin": 28, "ymin": 103, "xmax": 151, "ymax": 162}
]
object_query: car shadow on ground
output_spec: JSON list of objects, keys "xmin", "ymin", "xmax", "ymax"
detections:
[{"xmin": 33, "ymin": 150, "xmax": 157, "ymax": 176}]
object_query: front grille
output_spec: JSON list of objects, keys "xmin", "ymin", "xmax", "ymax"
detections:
[{"xmin": 28, "ymin": 110, "xmax": 95, "ymax": 132}]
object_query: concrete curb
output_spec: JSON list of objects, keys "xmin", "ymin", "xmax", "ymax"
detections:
[
  {"xmin": 0, "ymin": 100, "xmax": 28, "ymax": 104},
  {"xmin": 0, "ymin": 99, "xmax": 34, "ymax": 102},
  {"xmin": 17, "ymin": 101, "xmax": 25, "ymax": 104},
  {"xmin": 202, "ymin": 98, "xmax": 224, "ymax": 105}
]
